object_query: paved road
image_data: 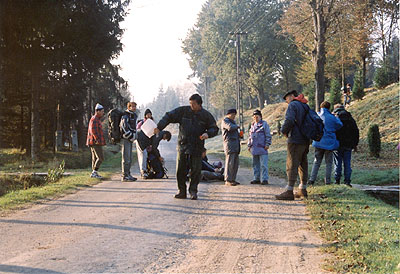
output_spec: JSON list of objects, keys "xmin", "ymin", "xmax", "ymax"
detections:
[{"xmin": 0, "ymin": 138, "xmax": 327, "ymax": 273}]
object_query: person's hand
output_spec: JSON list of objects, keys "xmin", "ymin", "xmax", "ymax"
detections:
[
  {"xmin": 199, "ymin": 133, "xmax": 209, "ymax": 140},
  {"xmin": 154, "ymin": 128, "xmax": 160, "ymax": 135},
  {"xmin": 265, "ymin": 145, "xmax": 269, "ymax": 151}
]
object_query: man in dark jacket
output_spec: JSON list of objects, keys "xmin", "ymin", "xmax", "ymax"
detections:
[
  {"xmin": 120, "ymin": 102, "xmax": 138, "ymax": 182},
  {"xmin": 276, "ymin": 90, "xmax": 310, "ymax": 200},
  {"xmin": 332, "ymin": 104, "xmax": 359, "ymax": 187},
  {"xmin": 222, "ymin": 109, "xmax": 241, "ymax": 186},
  {"xmin": 154, "ymin": 94, "xmax": 219, "ymax": 200}
]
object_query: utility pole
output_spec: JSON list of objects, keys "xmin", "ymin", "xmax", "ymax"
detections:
[{"xmin": 230, "ymin": 31, "xmax": 247, "ymax": 137}]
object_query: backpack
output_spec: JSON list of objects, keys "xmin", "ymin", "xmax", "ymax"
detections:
[
  {"xmin": 147, "ymin": 152, "xmax": 168, "ymax": 179},
  {"xmin": 336, "ymin": 111, "xmax": 359, "ymax": 148},
  {"xmin": 299, "ymin": 105, "xmax": 324, "ymax": 141},
  {"xmin": 108, "ymin": 108, "xmax": 124, "ymax": 144}
]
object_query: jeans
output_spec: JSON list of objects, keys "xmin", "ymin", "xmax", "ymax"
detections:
[
  {"xmin": 252, "ymin": 154, "xmax": 269, "ymax": 182},
  {"xmin": 333, "ymin": 148, "xmax": 352, "ymax": 183},
  {"xmin": 122, "ymin": 138, "xmax": 133, "ymax": 176},
  {"xmin": 135, "ymin": 140, "xmax": 148, "ymax": 173},
  {"xmin": 309, "ymin": 148, "xmax": 333, "ymax": 184}
]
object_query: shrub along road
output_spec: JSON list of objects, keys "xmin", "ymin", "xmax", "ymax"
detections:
[{"xmin": 0, "ymin": 139, "xmax": 328, "ymax": 273}]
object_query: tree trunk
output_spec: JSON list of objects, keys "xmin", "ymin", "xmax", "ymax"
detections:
[
  {"xmin": 311, "ymin": 0, "xmax": 327, "ymax": 112},
  {"xmin": 362, "ymin": 56, "xmax": 367, "ymax": 88},
  {"xmin": 31, "ymin": 66, "xmax": 40, "ymax": 161},
  {"xmin": 256, "ymin": 89, "xmax": 265, "ymax": 110}
]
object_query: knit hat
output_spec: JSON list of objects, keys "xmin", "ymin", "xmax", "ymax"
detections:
[
  {"xmin": 144, "ymin": 109, "xmax": 152, "ymax": 117},
  {"xmin": 283, "ymin": 90, "xmax": 298, "ymax": 100},
  {"xmin": 226, "ymin": 108, "xmax": 237, "ymax": 115},
  {"xmin": 95, "ymin": 103, "xmax": 104, "ymax": 110},
  {"xmin": 252, "ymin": 109, "xmax": 262, "ymax": 117}
]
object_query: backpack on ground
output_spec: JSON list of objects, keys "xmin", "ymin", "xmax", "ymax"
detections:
[
  {"xmin": 108, "ymin": 108, "xmax": 124, "ymax": 144},
  {"xmin": 146, "ymin": 152, "xmax": 168, "ymax": 179},
  {"xmin": 299, "ymin": 104, "xmax": 324, "ymax": 141}
]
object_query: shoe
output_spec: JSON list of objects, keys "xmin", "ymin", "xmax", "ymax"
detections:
[
  {"xmin": 189, "ymin": 192, "xmax": 198, "ymax": 200},
  {"xmin": 261, "ymin": 181, "xmax": 269, "ymax": 185},
  {"xmin": 234, "ymin": 181, "xmax": 241, "ymax": 185},
  {"xmin": 335, "ymin": 180, "xmax": 340, "ymax": 185},
  {"xmin": 128, "ymin": 174, "xmax": 137, "ymax": 181},
  {"xmin": 121, "ymin": 175, "xmax": 137, "ymax": 182},
  {"xmin": 250, "ymin": 180, "xmax": 261, "ymax": 184},
  {"xmin": 141, "ymin": 171, "xmax": 149, "ymax": 179},
  {"xmin": 225, "ymin": 181, "xmax": 237, "ymax": 186},
  {"xmin": 90, "ymin": 171, "xmax": 102, "ymax": 179},
  {"xmin": 294, "ymin": 189, "xmax": 308, "ymax": 199},
  {"xmin": 308, "ymin": 180, "xmax": 315, "ymax": 186},
  {"xmin": 275, "ymin": 190, "xmax": 294, "ymax": 200},
  {"xmin": 345, "ymin": 183, "xmax": 352, "ymax": 187},
  {"xmin": 174, "ymin": 192, "xmax": 187, "ymax": 199}
]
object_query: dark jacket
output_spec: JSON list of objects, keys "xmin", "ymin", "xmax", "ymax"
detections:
[
  {"xmin": 221, "ymin": 117, "xmax": 240, "ymax": 154},
  {"xmin": 281, "ymin": 100, "xmax": 310, "ymax": 144},
  {"xmin": 157, "ymin": 106, "xmax": 219, "ymax": 156},
  {"xmin": 333, "ymin": 107, "xmax": 359, "ymax": 149},
  {"xmin": 137, "ymin": 130, "xmax": 167, "ymax": 159},
  {"xmin": 120, "ymin": 110, "xmax": 137, "ymax": 140}
]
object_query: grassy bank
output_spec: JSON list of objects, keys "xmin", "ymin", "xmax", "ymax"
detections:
[
  {"xmin": 306, "ymin": 185, "xmax": 400, "ymax": 273},
  {"xmin": 0, "ymin": 144, "xmax": 129, "ymax": 212}
]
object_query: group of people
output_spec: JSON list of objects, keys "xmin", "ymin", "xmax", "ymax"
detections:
[
  {"xmin": 86, "ymin": 102, "xmax": 171, "ymax": 182},
  {"xmin": 86, "ymin": 90, "xmax": 359, "ymax": 201}
]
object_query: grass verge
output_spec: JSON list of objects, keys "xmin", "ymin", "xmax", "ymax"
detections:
[
  {"xmin": 306, "ymin": 185, "xmax": 400, "ymax": 273},
  {"xmin": 0, "ymin": 145, "xmax": 131, "ymax": 213}
]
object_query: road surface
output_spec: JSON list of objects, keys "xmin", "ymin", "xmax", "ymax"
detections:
[{"xmin": 0, "ymin": 138, "xmax": 328, "ymax": 273}]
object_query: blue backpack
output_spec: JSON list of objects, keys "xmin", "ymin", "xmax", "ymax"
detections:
[{"xmin": 299, "ymin": 104, "xmax": 324, "ymax": 141}]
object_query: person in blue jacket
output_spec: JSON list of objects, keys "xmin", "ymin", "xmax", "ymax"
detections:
[
  {"xmin": 248, "ymin": 109, "xmax": 272, "ymax": 185},
  {"xmin": 308, "ymin": 101, "xmax": 343, "ymax": 185}
]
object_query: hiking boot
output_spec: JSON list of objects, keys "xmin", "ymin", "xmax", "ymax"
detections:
[
  {"xmin": 234, "ymin": 181, "xmax": 241, "ymax": 185},
  {"xmin": 121, "ymin": 175, "xmax": 137, "ymax": 182},
  {"xmin": 250, "ymin": 180, "xmax": 261, "ymax": 184},
  {"xmin": 189, "ymin": 192, "xmax": 198, "ymax": 200},
  {"xmin": 225, "ymin": 181, "xmax": 237, "ymax": 186},
  {"xmin": 275, "ymin": 190, "xmax": 294, "ymax": 200},
  {"xmin": 294, "ymin": 189, "xmax": 308, "ymax": 199},
  {"xmin": 308, "ymin": 180, "xmax": 315, "ymax": 186},
  {"xmin": 261, "ymin": 181, "xmax": 269, "ymax": 185},
  {"xmin": 345, "ymin": 183, "xmax": 352, "ymax": 187},
  {"xmin": 174, "ymin": 192, "xmax": 187, "ymax": 199},
  {"xmin": 335, "ymin": 180, "xmax": 340, "ymax": 185}
]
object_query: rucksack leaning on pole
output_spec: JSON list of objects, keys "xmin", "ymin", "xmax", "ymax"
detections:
[{"xmin": 108, "ymin": 108, "xmax": 124, "ymax": 144}]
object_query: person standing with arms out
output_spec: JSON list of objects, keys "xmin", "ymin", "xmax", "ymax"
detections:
[
  {"xmin": 136, "ymin": 108, "xmax": 153, "ymax": 179},
  {"xmin": 276, "ymin": 90, "xmax": 310, "ymax": 200},
  {"xmin": 86, "ymin": 103, "xmax": 106, "ymax": 179},
  {"xmin": 308, "ymin": 101, "xmax": 343, "ymax": 186},
  {"xmin": 221, "ymin": 109, "xmax": 241, "ymax": 186},
  {"xmin": 332, "ymin": 104, "xmax": 359, "ymax": 187},
  {"xmin": 120, "ymin": 102, "xmax": 138, "ymax": 182},
  {"xmin": 248, "ymin": 109, "xmax": 272, "ymax": 185},
  {"xmin": 154, "ymin": 94, "xmax": 219, "ymax": 200}
]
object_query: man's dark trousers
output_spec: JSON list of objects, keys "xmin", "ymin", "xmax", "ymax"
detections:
[{"xmin": 176, "ymin": 152, "xmax": 202, "ymax": 195}]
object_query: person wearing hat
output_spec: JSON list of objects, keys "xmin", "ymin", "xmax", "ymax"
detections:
[
  {"xmin": 221, "ymin": 108, "xmax": 241, "ymax": 186},
  {"xmin": 276, "ymin": 90, "xmax": 310, "ymax": 200},
  {"xmin": 136, "ymin": 108, "xmax": 154, "ymax": 179},
  {"xmin": 86, "ymin": 103, "xmax": 106, "ymax": 179},
  {"xmin": 120, "ymin": 101, "xmax": 138, "ymax": 182},
  {"xmin": 248, "ymin": 109, "xmax": 272, "ymax": 185}
]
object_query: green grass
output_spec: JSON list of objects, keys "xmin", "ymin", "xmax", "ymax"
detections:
[
  {"xmin": 306, "ymin": 185, "xmax": 400, "ymax": 273},
  {"xmin": 0, "ymin": 145, "xmax": 131, "ymax": 212}
]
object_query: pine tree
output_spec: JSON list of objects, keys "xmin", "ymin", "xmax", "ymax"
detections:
[
  {"xmin": 353, "ymin": 70, "xmax": 364, "ymax": 100},
  {"xmin": 329, "ymin": 79, "xmax": 342, "ymax": 108},
  {"xmin": 367, "ymin": 124, "xmax": 381, "ymax": 158}
]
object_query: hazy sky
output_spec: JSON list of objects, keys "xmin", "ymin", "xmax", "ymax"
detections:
[{"xmin": 115, "ymin": 0, "xmax": 206, "ymax": 106}]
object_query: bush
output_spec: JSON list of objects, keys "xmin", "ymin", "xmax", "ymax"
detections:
[
  {"xmin": 329, "ymin": 78, "xmax": 342, "ymax": 107},
  {"xmin": 367, "ymin": 124, "xmax": 381, "ymax": 158},
  {"xmin": 374, "ymin": 64, "xmax": 390, "ymax": 89},
  {"xmin": 353, "ymin": 70, "xmax": 364, "ymax": 100}
]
